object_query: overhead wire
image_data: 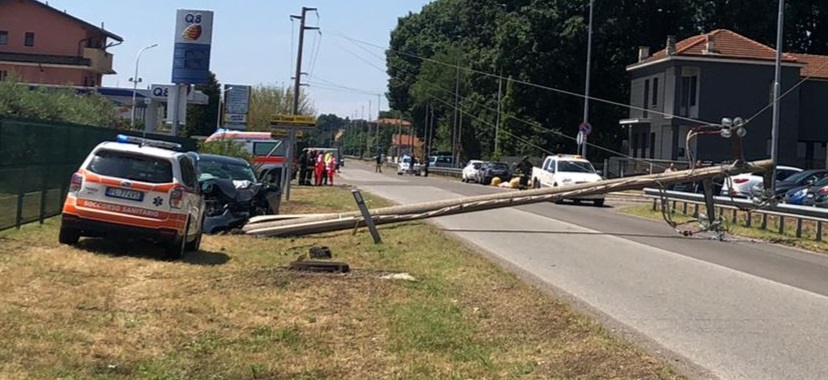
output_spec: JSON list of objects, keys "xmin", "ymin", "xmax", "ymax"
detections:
[
  {"xmin": 311, "ymin": 76, "xmax": 381, "ymax": 95},
  {"xmin": 327, "ymin": 30, "xmax": 755, "ymax": 237},
  {"xmin": 334, "ymin": 33, "xmax": 675, "ymax": 171},
  {"xmin": 745, "ymin": 55, "xmax": 828, "ymax": 125},
  {"xmin": 290, "ymin": 18, "xmax": 296, "ymax": 79},
  {"xmin": 308, "ymin": 30, "xmax": 323, "ymax": 79},
  {"xmin": 328, "ymin": 31, "xmax": 723, "ymax": 127}
]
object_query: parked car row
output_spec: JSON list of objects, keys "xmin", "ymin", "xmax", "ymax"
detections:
[
  {"xmin": 59, "ymin": 135, "xmax": 279, "ymax": 260},
  {"xmin": 461, "ymin": 160, "xmax": 513, "ymax": 185}
]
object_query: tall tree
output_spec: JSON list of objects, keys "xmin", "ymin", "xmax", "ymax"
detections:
[
  {"xmin": 247, "ymin": 85, "xmax": 316, "ymax": 131},
  {"xmin": 184, "ymin": 71, "xmax": 221, "ymax": 137},
  {"xmin": 386, "ymin": 0, "xmax": 828, "ymax": 163}
]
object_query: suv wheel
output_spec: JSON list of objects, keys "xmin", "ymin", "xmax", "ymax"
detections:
[
  {"xmin": 164, "ymin": 217, "xmax": 190, "ymax": 261},
  {"xmin": 593, "ymin": 199, "xmax": 605, "ymax": 207},
  {"xmin": 185, "ymin": 216, "xmax": 203, "ymax": 252},
  {"xmin": 59, "ymin": 226, "xmax": 80, "ymax": 245}
]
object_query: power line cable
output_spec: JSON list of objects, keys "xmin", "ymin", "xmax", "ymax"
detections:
[
  {"xmin": 329, "ymin": 31, "xmax": 721, "ymax": 127},
  {"xmin": 308, "ymin": 30, "xmax": 323, "ymax": 79},
  {"xmin": 332, "ymin": 36, "xmax": 673, "ymax": 170},
  {"xmin": 745, "ymin": 56, "xmax": 828, "ymax": 124}
]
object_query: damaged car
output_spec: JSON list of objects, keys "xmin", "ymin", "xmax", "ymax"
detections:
[{"xmin": 189, "ymin": 153, "xmax": 281, "ymax": 234}]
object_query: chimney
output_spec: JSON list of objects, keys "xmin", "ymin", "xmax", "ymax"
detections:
[
  {"xmin": 638, "ymin": 46, "xmax": 651, "ymax": 62},
  {"xmin": 666, "ymin": 35, "xmax": 677, "ymax": 55},
  {"xmin": 703, "ymin": 34, "xmax": 716, "ymax": 54}
]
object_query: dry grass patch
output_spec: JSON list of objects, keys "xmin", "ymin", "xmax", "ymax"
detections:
[
  {"xmin": 0, "ymin": 186, "xmax": 682, "ymax": 379},
  {"xmin": 621, "ymin": 203, "xmax": 828, "ymax": 253}
]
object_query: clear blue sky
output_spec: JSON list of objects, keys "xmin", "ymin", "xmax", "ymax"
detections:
[{"xmin": 42, "ymin": 0, "xmax": 433, "ymax": 118}]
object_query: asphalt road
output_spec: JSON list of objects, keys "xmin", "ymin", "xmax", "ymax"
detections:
[{"xmin": 336, "ymin": 160, "xmax": 828, "ymax": 380}]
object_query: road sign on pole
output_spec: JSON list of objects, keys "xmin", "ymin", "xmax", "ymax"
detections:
[{"xmin": 579, "ymin": 122, "xmax": 592, "ymax": 135}]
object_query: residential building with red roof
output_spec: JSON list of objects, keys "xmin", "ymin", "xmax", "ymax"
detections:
[
  {"xmin": 0, "ymin": 0, "xmax": 122, "ymax": 87},
  {"xmin": 622, "ymin": 29, "xmax": 828, "ymax": 168}
]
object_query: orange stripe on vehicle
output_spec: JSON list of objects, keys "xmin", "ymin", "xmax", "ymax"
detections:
[{"xmin": 79, "ymin": 170, "xmax": 177, "ymax": 192}]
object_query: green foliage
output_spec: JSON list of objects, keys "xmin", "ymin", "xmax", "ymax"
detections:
[
  {"xmin": 248, "ymin": 85, "xmax": 316, "ymax": 131},
  {"xmin": 386, "ymin": 0, "xmax": 828, "ymax": 162},
  {"xmin": 0, "ymin": 74, "xmax": 122, "ymax": 128},
  {"xmin": 184, "ymin": 71, "xmax": 221, "ymax": 137}
]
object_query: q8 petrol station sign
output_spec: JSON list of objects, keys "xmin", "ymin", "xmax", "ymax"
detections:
[{"xmin": 172, "ymin": 9, "xmax": 214, "ymax": 84}]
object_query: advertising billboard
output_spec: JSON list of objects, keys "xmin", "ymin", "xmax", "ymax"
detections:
[
  {"xmin": 222, "ymin": 84, "xmax": 251, "ymax": 130},
  {"xmin": 172, "ymin": 9, "xmax": 214, "ymax": 84}
]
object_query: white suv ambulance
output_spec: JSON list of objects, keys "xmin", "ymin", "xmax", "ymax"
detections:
[{"xmin": 60, "ymin": 135, "xmax": 205, "ymax": 259}]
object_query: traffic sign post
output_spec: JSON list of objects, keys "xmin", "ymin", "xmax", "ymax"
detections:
[
  {"xmin": 578, "ymin": 122, "xmax": 592, "ymax": 157},
  {"xmin": 270, "ymin": 114, "xmax": 317, "ymax": 201}
]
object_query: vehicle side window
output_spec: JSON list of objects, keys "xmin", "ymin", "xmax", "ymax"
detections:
[
  {"xmin": 546, "ymin": 160, "xmax": 556, "ymax": 173},
  {"xmin": 253, "ymin": 142, "xmax": 279, "ymax": 157},
  {"xmin": 179, "ymin": 157, "xmax": 198, "ymax": 189},
  {"xmin": 776, "ymin": 170, "xmax": 796, "ymax": 182}
]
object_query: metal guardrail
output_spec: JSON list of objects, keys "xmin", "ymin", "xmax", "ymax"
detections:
[
  {"xmin": 642, "ymin": 188, "xmax": 828, "ymax": 241},
  {"xmin": 343, "ymin": 155, "xmax": 464, "ymax": 177}
]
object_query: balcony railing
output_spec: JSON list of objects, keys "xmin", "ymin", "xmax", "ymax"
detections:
[
  {"xmin": 82, "ymin": 48, "xmax": 114, "ymax": 74},
  {"xmin": 0, "ymin": 51, "xmax": 89, "ymax": 66}
]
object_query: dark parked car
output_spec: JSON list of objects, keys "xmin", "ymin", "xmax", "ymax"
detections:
[
  {"xmin": 800, "ymin": 177, "xmax": 828, "ymax": 208},
  {"xmin": 479, "ymin": 162, "xmax": 512, "ymax": 185},
  {"xmin": 750, "ymin": 169, "xmax": 828, "ymax": 200},
  {"xmin": 190, "ymin": 153, "xmax": 281, "ymax": 234}
]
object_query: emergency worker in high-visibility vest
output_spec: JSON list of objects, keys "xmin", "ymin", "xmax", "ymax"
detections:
[
  {"xmin": 326, "ymin": 155, "xmax": 337, "ymax": 186},
  {"xmin": 314, "ymin": 152, "xmax": 325, "ymax": 186}
]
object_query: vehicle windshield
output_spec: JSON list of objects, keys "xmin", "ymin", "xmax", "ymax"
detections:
[
  {"xmin": 781, "ymin": 170, "xmax": 814, "ymax": 183},
  {"xmin": 557, "ymin": 160, "xmax": 597, "ymax": 174},
  {"xmin": 776, "ymin": 169, "xmax": 800, "ymax": 182},
  {"xmin": 490, "ymin": 163, "xmax": 509, "ymax": 171},
  {"xmin": 402, "ymin": 157, "xmax": 411, "ymax": 164},
  {"xmin": 472, "ymin": 162, "xmax": 484, "ymax": 169},
  {"xmin": 87, "ymin": 149, "xmax": 173, "ymax": 184},
  {"xmin": 812, "ymin": 177, "xmax": 828, "ymax": 188},
  {"xmin": 197, "ymin": 158, "xmax": 258, "ymax": 182}
]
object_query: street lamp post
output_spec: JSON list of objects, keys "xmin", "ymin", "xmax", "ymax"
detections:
[
  {"xmin": 129, "ymin": 43, "xmax": 158, "ymax": 129},
  {"xmin": 580, "ymin": 0, "xmax": 594, "ymax": 158},
  {"xmin": 217, "ymin": 86, "xmax": 234, "ymax": 130},
  {"xmin": 770, "ymin": 0, "xmax": 785, "ymax": 195}
]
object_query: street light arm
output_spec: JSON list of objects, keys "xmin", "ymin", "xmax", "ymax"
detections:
[{"xmin": 130, "ymin": 43, "xmax": 159, "ymax": 130}]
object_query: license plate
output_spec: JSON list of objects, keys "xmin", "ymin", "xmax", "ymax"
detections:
[{"xmin": 105, "ymin": 187, "xmax": 144, "ymax": 202}]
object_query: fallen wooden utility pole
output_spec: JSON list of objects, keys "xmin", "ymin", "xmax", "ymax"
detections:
[{"xmin": 244, "ymin": 159, "xmax": 774, "ymax": 237}]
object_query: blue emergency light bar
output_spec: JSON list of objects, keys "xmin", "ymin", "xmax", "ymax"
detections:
[{"xmin": 115, "ymin": 134, "xmax": 183, "ymax": 151}]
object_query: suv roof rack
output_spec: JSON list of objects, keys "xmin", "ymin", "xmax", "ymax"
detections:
[{"xmin": 116, "ymin": 134, "xmax": 182, "ymax": 151}]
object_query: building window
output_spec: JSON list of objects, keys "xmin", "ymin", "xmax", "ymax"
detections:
[
  {"xmin": 0, "ymin": 31, "xmax": 8, "ymax": 45},
  {"xmin": 24, "ymin": 32, "xmax": 34, "ymax": 47},
  {"xmin": 680, "ymin": 75, "xmax": 698, "ymax": 116},
  {"xmin": 652, "ymin": 77, "xmax": 659, "ymax": 106},
  {"xmin": 0, "ymin": 70, "xmax": 7, "ymax": 81},
  {"xmin": 643, "ymin": 79, "xmax": 650, "ymax": 118}
]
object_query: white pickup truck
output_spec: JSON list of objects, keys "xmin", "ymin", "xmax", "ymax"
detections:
[{"xmin": 530, "ymin": 154, "xmax": 605, "ymax": 206}]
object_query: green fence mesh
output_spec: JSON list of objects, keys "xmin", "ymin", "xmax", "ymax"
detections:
[{"xmin": 0, "ymin": 117, "xmax": 196, "ymax": 231}]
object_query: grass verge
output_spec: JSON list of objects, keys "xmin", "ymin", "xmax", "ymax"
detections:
[
  {"xmin": 621, "ymin": 203, "xmax": 828, "ymax": 253},
  {"xmin": 0, "ymin": 186, "xmax": 682, "ymax": 379}
]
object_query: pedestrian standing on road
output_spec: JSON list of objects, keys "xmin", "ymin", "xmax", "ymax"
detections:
[
  {"xmin": 298, "ymin": 150, "xmax": 308, "ymax": 186},
  {"xmin": 664, "ymin": 163, "xmax": 676, "ymax": 190},
  {"xmin": 327, "ymin": 155, "xmax": 337, "ymax": 186},
  {"xmin": 314, "ymin": 151, "xmax": 325, "ymax": 186},
  {"xmin": 375, "ymin": 151, "xmax": 383, "ymax": 173},
  {"xmin": 322, "ymin": 152, "xmax": 331, "ymax": 185},
  {"xmin": 305, "ymin": 151, "xmax": 315, "ymax": 185}
]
